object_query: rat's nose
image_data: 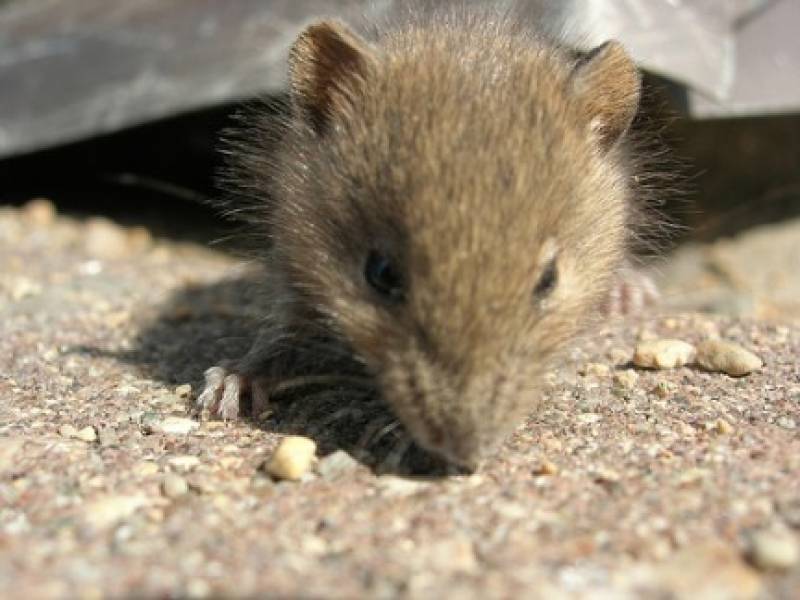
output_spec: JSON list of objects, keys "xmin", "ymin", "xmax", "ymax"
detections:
[
  {"xmin": 422, "ymin": 420, "xmax": 494, "ymax": 471},
  {"xmin": 439, "ymin": 437, "xmax": 484, "ymax": 471}
]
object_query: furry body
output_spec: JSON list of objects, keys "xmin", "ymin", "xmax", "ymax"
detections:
[{"xmin": 199, "ymin": 11, "xmax": 646, "ymax": 468}]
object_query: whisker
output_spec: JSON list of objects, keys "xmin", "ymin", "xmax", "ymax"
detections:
[
  {"xmin": 378, "ymin": 432, "xmax": 414, "ymax": 474},
  {"xmin": 304, "ymin": 406, "xmax": 366, "ymax": 438},
  {"xmin": 354, "ymin": 416, "xmax": 400, "ymax": 462},
  {"xmin": 269, "ymin": 374, "xmax": 375, "ymax": 397}
]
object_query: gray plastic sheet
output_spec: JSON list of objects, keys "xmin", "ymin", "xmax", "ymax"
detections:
[{"xmin": 0, "ymin": 0, "xmax": 797, "ymax": 158}]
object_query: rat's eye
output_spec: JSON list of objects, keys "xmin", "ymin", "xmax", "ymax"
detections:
[
  {"xmin": 533, "ymin": 257, "xmax": 558, "ymax": 299},
  {"xmin": 365, "ymin": 250, "xmax": 405, "ymax": 302}
]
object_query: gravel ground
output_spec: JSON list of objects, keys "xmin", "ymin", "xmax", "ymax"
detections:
[{"xmin": 1, "ymin": 199, "xmax": 799, "ymax": 599}]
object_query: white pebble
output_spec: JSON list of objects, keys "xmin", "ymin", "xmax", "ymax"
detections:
[
  {"xmin": 58, "ymin": 424, "xmax": 78, "ymax": 438},
  {"xmin": 695, "ymin": 339, "xmax": 762, "ymax": 377},
  {"xmin": 613, "ymin": 369, "xmax": 639, "ymax": 390},
  {"xmin": 76, "ymin": 426, "xmax": 97, "ymax": 442},
  {"xmin": 376, "ymin": 475, "xmax": 431, "ymax": 497},
  {"xmin": 633, "ymin": 339, "xmax": 696, "ymax": 370},
  {"xmin": 265, "ymin": 436, "xmax": 317, "ymax": 481},
  {"xmin": 746, "ymin": 528, "xmax": 799, "ymax": 571},
  {"xmin": 580, "ymin": 363, "xmax": 610, "ymax": 377},
  {"xmin": 145, "ymin": 416, "xmax": 199, "ymax": 436},
  {"xmin": 83, "ymin": 495, "xmax": 149, "ymax": 529},
  {"xmin": 577, "ymin": 413, "xmax": 602, "ymax": 425},
  {"xmin": 175, "ymin": 384, "xmax": 193, "ymax": 399},
  {"xmin": 162, "ymin": 474, "xmax": 189, "ymax": 498},
  {"xmin": 168, "ymin": 455, "xmax": 201, "ymax": 472}
]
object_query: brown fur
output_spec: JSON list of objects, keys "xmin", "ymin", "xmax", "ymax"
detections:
[{"xmin": 201, "ymin": 13, "xmax": 644, "ymax": 468}]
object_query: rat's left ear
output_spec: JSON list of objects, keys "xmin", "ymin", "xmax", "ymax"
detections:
[
  {"xmin": 288, "ymin": 20, "xmax": 377, "ymax": 134},
  {"xmin": 569, "ymin": 41, "xmax": 641, "ymax": 152}
]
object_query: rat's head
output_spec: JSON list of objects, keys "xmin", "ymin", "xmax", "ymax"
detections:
[{"xmin": 272, "ymin": 20, "xmax": 641, "ymax": 468}]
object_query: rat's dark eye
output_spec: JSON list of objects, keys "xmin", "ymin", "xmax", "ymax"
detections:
[
  {"xmin": 365, "ymin": 250, "xmax": 405, "ymax": 302},
  {"xmin": 533, "ymin": 257, "xmax": 558, "ymax": 299}
]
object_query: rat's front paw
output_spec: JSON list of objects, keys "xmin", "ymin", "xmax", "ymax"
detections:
[
  {"xmin": 196, "ymin": 365, "xmax": 272, "ymax": 421},
  {"xmin": 196, "ymin": 366, "xmax": 244, "ymax": 420}
]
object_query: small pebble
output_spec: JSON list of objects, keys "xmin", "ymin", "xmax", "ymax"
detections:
[
  {"xmin": 577, "ymin": 413, "xmax": 601, "ymax": 425},
  {"xmin": 592, "ymin": 467, "xmax": 620, "ymax": 484},
  {"xmin": 637, "ymin": 329, "xmax": 658, "ymax": 342},
  {"xmin": 652, "ymin": 381, "xmax": 673, "ymax": 399},
  {"xmin": 532, "ymin": 459, "xmax": 559, "ymax": 476},
  {"xmin": 162, "ymin": 474, "xmax": 189, "ymax": 498},
  {"xmin": 652, "ymin": 541, "xmax": 762, "ymax": 599},
  {"xmin": 316, "ymin": 450, "xmax": 361, "ymax": 480},
  {"xmin": 613, "ymin": 369, "xmax": 638, "ymax": 390},
  {"xmin": 186, "ymin": 474, "xmax": 221, "ymax": 495},
  {"xmin": 83, "ymin": 495, "xmax": 149, "ymax": 529},
  {"xmin": 21, "ymin": 197, "xmax": 57, "ymax": 225},
  {"xmin": 777, "ymin": 500, "xmax": 800, "ymax": 529},
  {"xmin": 264, "ymin": 436, "xmax": 317, "ymax": 481},
  {"xmin": 97, "ymin": 427, "xmax": 120, "ymax": 447},
  {"xmin": 185, "ymin": 578, "xmax": 212, "ymax": 599},
  {"xmin": 580, "ymin": 363, "xmax": 610, "ymax": 377},
  {"xmin": 677, "ymin": 467, "xmax": 710, "ymax": 487},
  {"xmin": 633, "ymin": 339, "xmax": 696, "ymax": 370},
  {"xmin": 168, "ymin": 455, "xmax": 202, "ymax": 472},
  {"xmin": 144, "ymin": 416, "xmax": 199, "ymax": 436},
  {"xmin": 608, "ymin": 347, "xmax": 631, "ymax": 366},
  {"xmin": 0, "ymin": 438, "xmax": 24, "ymax": 474},
  {"xmin": 104, "ymin": 310, "xmax": 131, "ymax": 328},
  {"xmin": 422, "ymin": 537, "xmax": 478, "ymax": 573},
  {"xmin": 58, "ymin": 424, "xmax": 78, "ymax": 438},
  {"xmin": 175, "ymin": 384, "xmax": 193, "ymax": 399},
  {"xmin": 76, "ymin": 426, "xmax": 98, "ymax": 443},
  {"xmin": 706, "ymin": 418, "xmax": 734, "ymax": 435},
  {"xmin": 376, "ymin": 475, "xmax": 431, "ymax": 497},
  {"xmin": 745, "ymin": 528, "xmax": 799, "ymax": 571},
  {"xmin": 8, "ymin": 277, "xmax": 42, "ymax": 300},
  {"xmin": 127, "ymin": 226, "xmax": 153, "ymax": 253},
  {"xmin": 133, "ymin": 461, "xmax": 160, "ymax": 477},
  {"xmin": 695, "ymin": 339, "xmax": 762, "ymax": 377},
  {"xmin": 84, "ymin": 217, "xmax": 132, "ymax": 260}
]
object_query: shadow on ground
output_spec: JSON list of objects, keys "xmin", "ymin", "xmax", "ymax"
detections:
[{"xmin": 91, "ymin": 273, "xmax": 457, "ymax": 476}]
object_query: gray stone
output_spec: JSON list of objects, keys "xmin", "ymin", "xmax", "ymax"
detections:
[{"xmin": 316, "ymin": 450, "xmax": 361, "ymax": 481}]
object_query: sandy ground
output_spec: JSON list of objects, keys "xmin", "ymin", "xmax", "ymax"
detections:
[{"xmin": 1, "ymin": 199, "xmax": 799, "ymax": 599}]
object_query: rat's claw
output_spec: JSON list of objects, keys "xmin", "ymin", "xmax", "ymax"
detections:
[
  {"xmin": 197, "ymin": 365, "xmax": 245, "ymax": 420},
  {"xmin": 196, "ymin": 365, "xmax": 274, "ymax": 420}
]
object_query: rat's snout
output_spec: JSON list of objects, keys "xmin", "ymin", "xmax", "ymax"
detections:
[
  {"xmin": 427, "ymin": 425, "xmax": 490, "ymax": 471},
  {"xmin": 393, "ymin": 374, "xmax": 512, "ymax": 470},
  {"xmin": 382, "ymin": 347, "xmax": 529, "ymax": 470},
  {"xmin": 414, "ymin": 408, "xmax": 511, "ymax": 470}
]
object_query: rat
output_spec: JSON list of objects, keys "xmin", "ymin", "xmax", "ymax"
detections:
[{"xmin": 197, "ymin": 10, "xmax": 657, "ymax": 469}]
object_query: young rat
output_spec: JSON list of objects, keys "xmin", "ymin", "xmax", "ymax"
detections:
[{"xmin": 198, "ymin": 11, "xmax": 649, "ymax": 469}]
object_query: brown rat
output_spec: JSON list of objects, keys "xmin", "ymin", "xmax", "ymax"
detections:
[{"xmin": 198, "ymin": 12, "xmax": 653, "ymax": 469}]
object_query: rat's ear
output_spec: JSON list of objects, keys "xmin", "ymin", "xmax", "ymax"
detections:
[
  {"xmin": 569, "ymin": 41, "xmax": 641, "ymax": 151},
  {"xmin": 288, "ymin": 20, "xmax": 376, "ymax": 134}
]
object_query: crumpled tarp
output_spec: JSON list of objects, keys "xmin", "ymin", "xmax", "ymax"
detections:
[
  {"xmin": 575, "ymin": 0, "xmax": 800, "ymax": 118},
  {"xmin": 0, "ymin": 0, "xmax": 797, "ymax": 158}
]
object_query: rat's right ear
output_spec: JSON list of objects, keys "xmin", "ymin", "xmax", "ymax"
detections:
[
  {"xmin": 288, "ymin": 20, "xmax": 376, "ymax": 134},
  {"xmin": 569, "ymin": 41, "xmax": 641, "ymax": 152}
]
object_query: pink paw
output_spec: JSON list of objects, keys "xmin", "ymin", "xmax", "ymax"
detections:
[{"xmin": 607, "ymin": 266, "xmax": 660, "ymax": 316}]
